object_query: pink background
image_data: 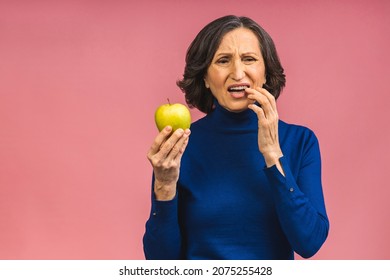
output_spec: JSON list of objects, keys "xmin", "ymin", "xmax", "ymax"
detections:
[{"xmin": 1, "ymin": 0, "xmax": 389, "ymax": 259}]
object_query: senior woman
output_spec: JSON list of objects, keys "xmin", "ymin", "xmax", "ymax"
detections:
[{"xmin": 144, "ymin": 15, "xmax": 329, "ymax": 260}]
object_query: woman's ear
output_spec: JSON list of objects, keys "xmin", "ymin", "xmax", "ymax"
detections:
[{"xmin": 204, "ymin": 78, "xmax": 210, "ymax": 88}]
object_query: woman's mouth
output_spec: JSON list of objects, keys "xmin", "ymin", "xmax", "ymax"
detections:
[{"xmin": 227, "ymin": 84, "xmax": 250, "ymax": 99}]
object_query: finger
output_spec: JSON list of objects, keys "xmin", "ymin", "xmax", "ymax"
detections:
[
  {"xmin": 177, "ymin": 135, "xmax": 190, "ymax": 158},
  {"xmin": 147, "ymin": 126, "xmax": 173, "ymax": 158},
  {"xmin": 158, "ymin": 128, "xmax": 186, "ymax": 159},
  {"xmin": 247, "ymin": 87, "xmax": 277, "ymax": 117},
  {"xmin": 248, "ymin": 102, "xmax": 266, "ymax": 120},
  {"xmin": 175, "ymin": 129, "xmax": 191, "ymax": 161},
  {"xmin": 246, "ymin": 88, "xmax": 275, "ymax": 115},
  {"xmin": 255, "ymin": 87, "xmax": 277, "ymax": 109},
  {"xmin": 246, "ymin": 87, "xmax": 268, "ymax": 105},
  {"xmin": 166, "ymin": 129, "xmax": 191, "ymax": 162}
]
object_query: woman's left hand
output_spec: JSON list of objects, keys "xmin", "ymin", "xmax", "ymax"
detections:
[{"xmin": 247, "ymin": 87, "xmax": 285, "ymax": 175}]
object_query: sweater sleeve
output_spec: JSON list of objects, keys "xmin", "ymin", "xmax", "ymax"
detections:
[
  {"xmin": 143, "ymin": 185, "xmax": 182, "ymax": 260},
  {"xmin": 264, "ymin": 131, "xmax": 329, "ymax": 258}
]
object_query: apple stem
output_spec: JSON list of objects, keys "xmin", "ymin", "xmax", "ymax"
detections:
[{"xmin": 167, "ymin": 98, "xmax": 171, "ymax": 105}]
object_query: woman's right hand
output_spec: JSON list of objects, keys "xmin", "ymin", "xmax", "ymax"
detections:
[{"xmin": 147, "ymin": 126, "xmax": 191, "ymax": 201}]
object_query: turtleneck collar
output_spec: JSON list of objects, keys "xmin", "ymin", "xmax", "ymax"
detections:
[{"xmin": 206, "ymin": 100, "xmax": 258, "ymax": 133}]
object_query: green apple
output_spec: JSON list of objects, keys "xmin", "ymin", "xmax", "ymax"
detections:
[{"xmin": 155, "ymin": 100, "xmax": 191, "ymax": 132}]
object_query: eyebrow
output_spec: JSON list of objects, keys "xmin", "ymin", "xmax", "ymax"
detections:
[{"xmin": 215, "ymin": 52, "xmax": 260, "ymax": 57}]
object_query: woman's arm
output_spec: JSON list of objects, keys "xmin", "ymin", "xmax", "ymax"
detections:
[
  {"xmin": 247, "ymin": 87, "xmax": 329, "ymax": 258},
  {"xmin": 143, "ymin": 186, "xmax": 182, "ymax": 259},
  {"xmin": 147, "ymin": 127, "xmax": 191, "ymax": 200},
  {"xmin": 143, "ymin": 127, "xmax": 190, "ymax": 259},
  {"xmin": 247, "ymin": 87, "xmax": 285, "ymax": 175},
  {"xmin": 265, "ymin": 132, "xmax": 329, "ymax": 258}
]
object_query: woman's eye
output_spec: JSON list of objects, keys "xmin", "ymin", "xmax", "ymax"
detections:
[
  {"xmin": 216, "ymin": 57, "xmax": 229, "ymax": 64},
  {"xmin": 243, "ymin": 56, "xmax": 257, "ymax": 63}
]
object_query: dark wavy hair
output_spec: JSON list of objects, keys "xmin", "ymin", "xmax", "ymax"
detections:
[{"xmin": 176, "ymin": 15, "xmax": 286, "ymax": 114}]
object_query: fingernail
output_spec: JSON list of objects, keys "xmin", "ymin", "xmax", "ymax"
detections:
[
  {"xmin": 165, "ymin": 126, "xmax": 172, "ymax": 132},
  {"xmin": 176, "ymin": 128, "xmax": 184, "ymax": 134}
]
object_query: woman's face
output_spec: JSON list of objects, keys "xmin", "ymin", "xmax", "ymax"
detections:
[{"xmin": 204, "ymin": 27, "xmax": 266, "ymax": 112}]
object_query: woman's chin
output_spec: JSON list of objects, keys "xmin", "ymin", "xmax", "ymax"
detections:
[{"xmin": 223, "ymin": 99, "xmax": 252, "ymax": 113}]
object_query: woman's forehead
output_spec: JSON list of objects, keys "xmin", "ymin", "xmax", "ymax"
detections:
[{"xmin": 216, "ymin": 28, "xmax": 261, "ymax": 54}]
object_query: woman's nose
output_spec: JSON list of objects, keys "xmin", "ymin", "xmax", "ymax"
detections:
[{"xmin": 230, "ymin": 60, "xmax": 245, "ymax": 81}]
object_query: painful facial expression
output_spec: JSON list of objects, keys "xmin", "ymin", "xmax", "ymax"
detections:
[{"xmin": 204, "ymin": 27, "xmax": 266, "ymax": 112}]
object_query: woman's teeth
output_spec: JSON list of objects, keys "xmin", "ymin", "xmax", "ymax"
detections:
[{"xmin": 228, "ymin": 86, "xmax": 249, "ymax": 92}]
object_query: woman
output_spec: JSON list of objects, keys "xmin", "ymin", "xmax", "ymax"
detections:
[{"xmin": 144, "ymin": 15, "xmax": 329, "ymax": 260}]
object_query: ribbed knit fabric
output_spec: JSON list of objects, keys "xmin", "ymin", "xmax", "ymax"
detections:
[{"xmin": 143, "ymin": 101, "xmax": 329, "ymax": 260}]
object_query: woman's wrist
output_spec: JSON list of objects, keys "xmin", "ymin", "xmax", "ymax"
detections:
[
  {"xmin": 262, "ymin": 151, "xmax": 283, "ymax": 167},
  {"xmin": 262, "ymin": 151, "xmax": 285, "ymax": 176},
  {"xmin": 154, "ymin": 180, "xmax": 177, "ymax": 201}
]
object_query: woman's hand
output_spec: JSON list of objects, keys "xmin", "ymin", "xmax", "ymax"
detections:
[
  {"xmin": 147, "ymin": 126, "xmax": 191, "ymax": 200},
  {"xmin": 247, "ymin": 87, "xmax": 285, "ymax": 176}
]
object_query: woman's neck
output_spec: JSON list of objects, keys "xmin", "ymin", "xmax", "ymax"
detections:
[{"xmin": 206, "ymin": 100, "xmax": 258, "ymax": 132}]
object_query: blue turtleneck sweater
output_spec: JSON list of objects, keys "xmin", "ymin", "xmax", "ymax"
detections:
[{"xmin": 143, "ymin": 102, "xmax": 329, "ymax": 260}]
